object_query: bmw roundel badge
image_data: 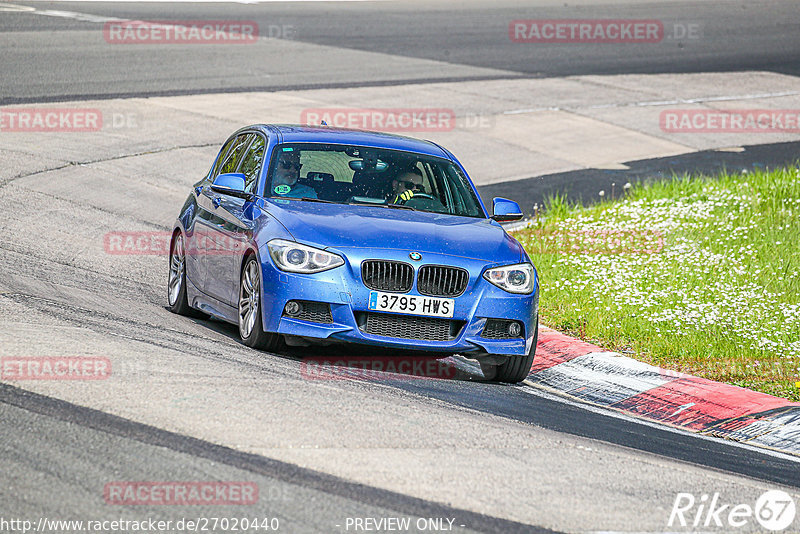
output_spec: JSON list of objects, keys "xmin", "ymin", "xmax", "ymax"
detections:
[{"xmin": 409, "ymin": 252, "xmax": 422, "ymax": 261}]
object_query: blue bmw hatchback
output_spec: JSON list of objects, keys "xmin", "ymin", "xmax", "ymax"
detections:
[{"xmin": 168, "ymin": 125, "xmax": 539, "ymax": 382}]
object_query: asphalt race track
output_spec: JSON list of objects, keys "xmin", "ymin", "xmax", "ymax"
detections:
[
  {"xmin": 2, "ymin": 1, "xmax": 800, "ymax": 533},
  {"xmin": 3, "ymin": 0, "xmax": 800, "ymax": 102}
]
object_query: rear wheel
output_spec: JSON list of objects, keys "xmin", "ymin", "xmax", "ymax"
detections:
[
  {"xmin": 167, "ymin": 233, "xmax": 194, "ymax": 315},
  {"xmin": 494, "ymin": 320, "xmax": 539, "ymax": 384},
  {"xmin": 239, "ymin": 256, "xmax": 282, "ymax": 351}
]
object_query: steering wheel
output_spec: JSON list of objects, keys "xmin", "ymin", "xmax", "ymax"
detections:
[{"xmin": 398, "ymin": 193, "xmax": 435, "ymax": 204}]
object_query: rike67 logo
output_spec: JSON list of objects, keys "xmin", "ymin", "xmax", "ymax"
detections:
[{"xmin": 669, "ymin": 490, "xmax": 796, "ymax": 531}]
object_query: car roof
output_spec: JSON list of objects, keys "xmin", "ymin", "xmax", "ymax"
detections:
[{"xmin": 244, "ymin": 124, "xmax": 452, "ymax": 160}]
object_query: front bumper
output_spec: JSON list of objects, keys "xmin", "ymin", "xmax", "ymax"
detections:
[{"xmin": 258, "ymin": 246, "xmax": 538, "ymax": 356}]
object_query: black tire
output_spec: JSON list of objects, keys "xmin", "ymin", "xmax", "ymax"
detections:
[
  {"xmin": 167, "ymin": 232, "xmax": 196, "ymax": 316},
  {"xmin": 238, "ymin": 256, "xmax": 282, "ymax": 351},
  {"xmin": 495, "ymin": 320, "xmax": 539, "ymax": 383}
]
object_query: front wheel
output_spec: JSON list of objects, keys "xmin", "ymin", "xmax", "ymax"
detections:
[
  {"xmin": 238, "ymin": 256, "xmax": 282, "ymax": 351},
  {"xmin": 494, "ymin": 321, "xmax": 539, "ymax": 384}
]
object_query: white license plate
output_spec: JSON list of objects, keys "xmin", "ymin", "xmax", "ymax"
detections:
[{"xmin": 368, "ymin": 291, "xmax": 454, "ymax": 318}]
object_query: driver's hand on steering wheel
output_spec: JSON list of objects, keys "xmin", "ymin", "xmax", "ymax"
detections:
[{"xmin": 396, "ymin": 190, "xmax": 414, "ymax": 202}]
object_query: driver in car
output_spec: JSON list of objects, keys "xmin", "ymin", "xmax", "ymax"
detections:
[
  {"xmin": 388, "ymin": 169, "xmax": 422, "ymax": 204},
  {"xmin": 272, "ymin": 150, "xmax": 317, "ymax": 199}
]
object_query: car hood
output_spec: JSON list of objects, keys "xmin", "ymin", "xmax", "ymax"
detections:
[{"xmin": 262, "ymin": 199, "xmax": 522, "ymax": 263}]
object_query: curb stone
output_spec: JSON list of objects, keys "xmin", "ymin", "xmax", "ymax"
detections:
[{"xmin": 526, "ymin": 326, "xmax": 800, "ymax": 457}]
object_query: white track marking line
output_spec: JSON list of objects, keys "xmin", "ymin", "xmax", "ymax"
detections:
[
  {"xmin": 32, "ymin": 9, "xmax": 125, "ymax": 22},
  {"xmin": 0, "ymin": 3, "xmax": 34, "ymax": 11}
]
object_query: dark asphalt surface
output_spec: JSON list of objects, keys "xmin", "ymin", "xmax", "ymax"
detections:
[
  {"xmin": 2, "ymin": 334, "xmax": 799, "ymax": 532},
  {"xmin": 390, "ymin": 375, "xmax": 800, "ymax": 490},
  {"xmin": 224, "ymin": 332, "xmax": 800, "ymax": 491},
  {"xmin": 2, "ymin": 0, "xmax": 800, "ymax": 103},
  {"xmin": 0, "ymin": 387, "xmax": 552, "ymax": 534}
]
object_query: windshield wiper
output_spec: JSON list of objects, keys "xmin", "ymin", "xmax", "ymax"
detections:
[
  {"xmin": 385, "ymin": 203, "xmax": 416, "ymax": 211},
  {"xmin": 298, "ymin": 197, "xmax": 336, "ymax": 203},
  {"xmin": 347, "ymin": 198, "xmax": 416, "ymax": 211}
]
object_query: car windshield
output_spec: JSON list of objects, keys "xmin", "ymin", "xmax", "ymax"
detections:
[{"xmin": 265, "ymin": 143, "xmax": 486, "ymax": 218}]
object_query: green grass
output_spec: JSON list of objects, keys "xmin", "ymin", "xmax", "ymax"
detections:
[{"xmin": 516, "ymin": 165, "xmax": 800, "ymax": 401}]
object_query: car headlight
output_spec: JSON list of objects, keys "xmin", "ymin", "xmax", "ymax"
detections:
[
  {"xmin": 483, "ymin": 263, "xmax": 535, "ymax": 294},
  {"xmin": 267, "ymin": 239, "xmax": 344, "ymax": 273}
]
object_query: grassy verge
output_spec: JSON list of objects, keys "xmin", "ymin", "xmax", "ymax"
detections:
[{"xmin": 516, "ymin": 165, "xmax": 800, "ymax": 401}]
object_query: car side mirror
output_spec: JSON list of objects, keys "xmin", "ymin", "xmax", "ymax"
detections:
[
  {"xmin": 490, "ymin": 197, "xmax": 523, "ymax": 222},
  {"xmin": 210, "ymin": 173, "xmax": 251, "ymax": 199}
]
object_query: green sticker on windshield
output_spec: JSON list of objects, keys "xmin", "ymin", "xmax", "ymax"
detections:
[
  {"xmin": 274, "ymin": 184, "xmax": 291, "ymax": 195},
  {"xmin": 282, "ymin": 147, "xmax": 294, "ymax": 152}
]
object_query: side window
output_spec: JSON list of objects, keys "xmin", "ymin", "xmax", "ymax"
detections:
[
  {"xmin": 238, "ymin": 135, "xmax": 266, "ymax": 194},
  {"xmin": 219, "ymin": 133, "xmax": 254, "ymax": 176},
  {"xmin": 208, "ymin": 137, "xmax": 237, "ymax": 182},
  {"xmin": 444, "ymin": 165, "xmax": 483, "ymax": 217}
]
